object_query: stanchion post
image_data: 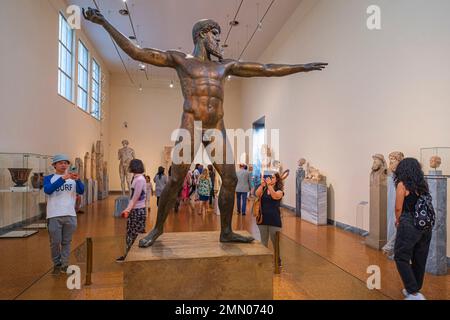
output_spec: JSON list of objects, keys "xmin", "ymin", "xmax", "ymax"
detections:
[
  {"xmin": 85, "ymin": 237, "xmax": 93, "ymax": 285},
  {"xmin": 274, "ymin": 231, "xmax": 280, "ymax": 274}
]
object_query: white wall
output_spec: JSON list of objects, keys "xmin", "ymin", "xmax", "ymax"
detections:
[
  {"xmin": 0, "ymin": 0, "xmax": 110, "ymax": 161},
  {"xmin": 240, "ymin": 0, "xmax": 450, "ymax": 254},
  {"xmin": 108, "ymin": 74, "xmax": 242, "ymax": 190}
]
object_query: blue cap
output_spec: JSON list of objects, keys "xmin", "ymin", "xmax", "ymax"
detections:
[{"xmin": 52, "ymin": 154, "xmax": 71, "ymax": 164}]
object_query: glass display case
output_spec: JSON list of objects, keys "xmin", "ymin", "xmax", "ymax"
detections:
[
  {"xmin": 420, "ymin": 147, "xmax": 450, "ymax": 176},
  {"xmin": 0, "ymin": 153, "xmax": 53, "ymax": 237}
]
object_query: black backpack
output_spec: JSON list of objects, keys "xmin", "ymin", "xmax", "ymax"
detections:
[{"xmin": 413, "ymin": 193, "xmax": 435, "ymax": 231}]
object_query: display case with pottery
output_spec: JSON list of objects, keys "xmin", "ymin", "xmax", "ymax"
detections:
[{"xmin": 0, "ymin": 153, "xmax": 52, "ymax": 238}]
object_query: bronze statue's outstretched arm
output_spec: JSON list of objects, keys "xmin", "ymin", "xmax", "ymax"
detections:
[
  {"xmin": 83, "ymin": 8, "xmax": 175, "ymax": 68},
  {"xmin": 229, "ymin": 61, "xmax": 327, "ymax": 77}
]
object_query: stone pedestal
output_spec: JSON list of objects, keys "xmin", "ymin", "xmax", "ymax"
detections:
[
  {"xmin": 124, "ymin": 231, "xmax": 273, "ymax": 300},
  {"xmin": 382, "ymin": 174, "xmax": 397, "ymax": 254},
  {"xmin": 366, "ymin": 175, "xmax": 387, "ymax": 250},
  {"xmin": 295, "ymin": 168, "xmax": 305, "ymax": 217},
  {"xmin": 425, "ymin": 174, "xmax": 447, "ymax": 275},
  {"xmin": 114, "ymin": 196, "xmax": 129, "ymax": 217},
  {"xmin": 86, "ymin": 179, "xmax": 93, "ymax": 205},
  {"xmin": 301, "ymin": 181, "xmax": 327, "ymax": 225}
]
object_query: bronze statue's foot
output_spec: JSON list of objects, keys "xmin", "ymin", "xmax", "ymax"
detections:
[
  {"xmin": 138, "ymin": 228, "xmax": 163, "ymax": 248},
  {"xmin": 220, "ymin": 231, "xmax": 255, "ymax": 243}
]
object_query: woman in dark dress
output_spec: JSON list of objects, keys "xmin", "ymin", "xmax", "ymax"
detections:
[{"xmin": 394, "ymin": 158, "xmax": 432, "ymax": 300}]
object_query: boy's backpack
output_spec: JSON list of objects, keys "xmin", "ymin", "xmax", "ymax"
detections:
[{"xmin": 413, "ymin": 193, "xmax": 435, "ymax": 231}]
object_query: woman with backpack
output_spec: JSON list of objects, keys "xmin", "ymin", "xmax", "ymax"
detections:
[{"xmin": 394, "ymin": 158, "xmax": 434, "ymax": 300}]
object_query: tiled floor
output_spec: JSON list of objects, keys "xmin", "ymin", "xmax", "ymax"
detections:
[{"xmin": 1, "ymin": 196, "xmax": 448, "ymax": 300}]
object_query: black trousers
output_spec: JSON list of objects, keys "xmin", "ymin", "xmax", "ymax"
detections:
[{"xmin": 394, "ymin": 212, "xmax": 432, "ymax": 294}]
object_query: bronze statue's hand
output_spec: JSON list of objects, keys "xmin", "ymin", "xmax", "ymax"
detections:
[
  {"xmin": 304, "ymin": 62, "xmax": 328, "ymax": 71},
  {"xmin": 82, "ymin": 7, "xmax": 106, "ymax": 25}
]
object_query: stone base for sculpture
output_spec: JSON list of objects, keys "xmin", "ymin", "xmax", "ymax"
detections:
[
  {"xmin": 98, "ymin": 190, "xmax": 108, "ymax": 200},
  {"xmin": 124, "ymin": 231, "xmax": 273, "ymax": 300},
  {"xmin": 366, "ymin": 177, "xmax": 387, "ymax": 250},
  {"xmin": 86, "ymin": 179, "xmax": 93, "ymax": 205},
  {"xmin": 425, "ymin": 174, "xmax": 447, "ymax": 275},
  {"xmin": 301, "ymin": 181, "xmax": 327, "ymax": 225},
  {"xmin": 114, "ymin": 196, "xmax": 129, "ymax": 217},
  {"xmin": 386, "ymin": 174, "xmax": 396, "ymax": 241}
]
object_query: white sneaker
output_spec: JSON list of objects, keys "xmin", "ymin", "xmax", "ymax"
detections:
[
  {"xmin": 402, "ymin": 289, "xmax": 409, "ymax": 297},
  {"xmin": 405, "ymin": 292, "xmax": 426, "ymax": 300}
]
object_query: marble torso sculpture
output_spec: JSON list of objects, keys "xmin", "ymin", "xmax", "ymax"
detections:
[
  {"xmin": 74, "ymin": 157, "xmax": 84, "ymax": 181},
  {"xmin": 118, "ymin": 140, "xmax": 135, "ymax": 194},
  {"xmin": 83, "ymin": 8, "xmax": 326, "ymax": 247},
  {"xmin": 305, "ymin": 162, "xmax": 325, "ymax": 184}
]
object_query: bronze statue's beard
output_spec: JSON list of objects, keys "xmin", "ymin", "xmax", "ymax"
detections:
[{"xmin": 207, "ymin": 42, "xmax": 223, "ymax": 61}]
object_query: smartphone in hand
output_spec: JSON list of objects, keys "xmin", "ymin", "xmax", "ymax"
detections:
[{"xmin": 68, "ymin": 165, "xmax": 77, "ymax": 174}]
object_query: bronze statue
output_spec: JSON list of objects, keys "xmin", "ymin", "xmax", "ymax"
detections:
[{"xmin": 83, "ymin": 8, "xmax": 327, "ymax": 247}]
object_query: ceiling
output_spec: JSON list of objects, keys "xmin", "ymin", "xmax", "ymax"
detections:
[{"xmin": 69, "ymin": 0, "xmax": 302, "ymax": 83}]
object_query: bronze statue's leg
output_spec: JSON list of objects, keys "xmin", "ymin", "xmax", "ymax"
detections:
[
  {"xmin": 213, "ymin": 163, "xmax": 254, "ymax": 243},
  {"xmin": 139, "ymin": 114, "xmax": 196, "ymax": 248},
  {"xmin": 207, "ymin": 122, "xmax": 254, "ymax": 243}
]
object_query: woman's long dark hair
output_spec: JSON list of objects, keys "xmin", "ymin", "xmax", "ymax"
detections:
[
  {"xmin": 156, "ymin": 166, "xmax": 165, "ymax": 179},
  {"xmin": 394, "ymin": 158, "xmax": 429, "ymax": 195},
  {"xmin": 273, "ymin": 173, "xmax": 284, "ymax": 192}
]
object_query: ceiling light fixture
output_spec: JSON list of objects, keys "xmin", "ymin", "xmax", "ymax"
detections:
[{"xmin": 169, "ymin": 80, "xmax": 174, "ymax": 88}]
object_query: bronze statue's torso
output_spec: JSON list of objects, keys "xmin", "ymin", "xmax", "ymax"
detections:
[{"xmin": 174, "ymin": 53, "xmax": 232, "ymax": 128}]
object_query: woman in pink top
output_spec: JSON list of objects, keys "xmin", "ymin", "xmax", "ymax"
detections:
[
  {"xmin": 117, "ymin": 159, "xmax": 147, "ymax": 262},
  {"xmin": 181, "ymin": 171, "xmax": 192, "ymax": 202}
]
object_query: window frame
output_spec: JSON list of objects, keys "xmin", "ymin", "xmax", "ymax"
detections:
[
  {"xmin": 57, "ymin": 13, "xmax": 75, "ymax": 102},
  {"xmin": 91, "ymin": 58, "xmax": 101, "ymax": 120},
  {"xmin": 77, "ymin": 40, "xmax": 90, "ymax": 112}
]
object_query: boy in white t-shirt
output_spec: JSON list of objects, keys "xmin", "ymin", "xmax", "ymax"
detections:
[{"xmin": 44, "ymin": 154, "xmax": 84, "ymax": 274}]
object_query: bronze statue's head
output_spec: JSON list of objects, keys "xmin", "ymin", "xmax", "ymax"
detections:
[{"xmin": 192, "ymin": 19, "xmax": 223, "ymax": 60}]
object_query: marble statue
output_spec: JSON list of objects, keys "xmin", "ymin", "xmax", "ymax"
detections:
[
  {"xmin": 383, "ymin": 151, "xmax": 404, "ymax": 258},
  {"xmin": 366, "ymin": 154, "xmax": 388, "ymax": 250},
  {"xmin": 388, "ymin": 151, "xmax": 404, "ymax": 174},
  {"xmin": 74, "ymin": 157, "xmax": 84, "ymax": 181},
  {"xmin": 430, "ymin": 155, "xmax": 442, "ymax": 170},
  {"xmin": 163, "ymin": 146, "xmax": 173, "ymax": 170},
  {"xmin": 370, "ymin": 154, "xmax": 387, "ymax": 185},
  {"xmin": 295, "ymin": 158, "xmax": 306, "ymax": 217},
  {"xmin": 118, "ymin": 139, "xmax": 135, "ymax": 195},
  {"xmin": 305, "ymin": 162, "xmax": 325, "ymax": 184},
  {"xmin": 83, "ymin": 7, "xmax": 327, "ymax": 247},
  {"xmin": 91, "ymin": 144, "xmax": 97, "ymax": 180},
  {"xmin": 260, "ymin": 144, "xmax": 272, "ymax": 175},
  {"xmin": 96, "ymin": 140, "xmax": 106, "ymax": 199},
  {"xmin": 84, "ymin": 152, "xmax": 90, "ymax": 181}
]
